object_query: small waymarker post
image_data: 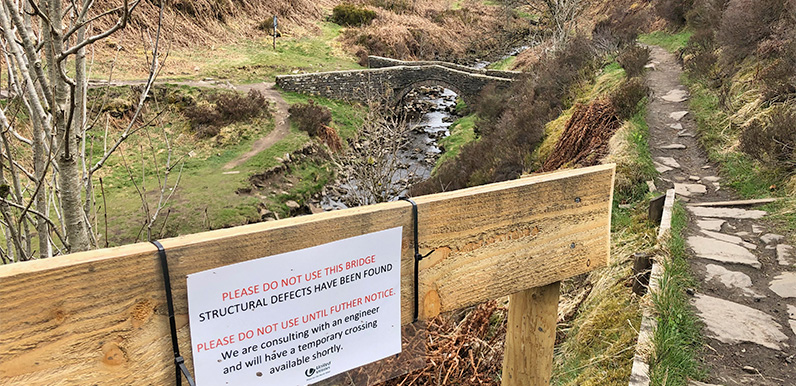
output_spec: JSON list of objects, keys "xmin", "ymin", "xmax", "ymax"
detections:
[
  {"xmin": 273, "ymin": 15, "xmax": 278, "ymax": 50},
  {"xmin": 0, "ymin": 164, "xmax": 614, "ymax": 385}
]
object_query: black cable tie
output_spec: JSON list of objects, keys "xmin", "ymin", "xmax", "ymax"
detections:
[
  {"xmin": 152, "ymin": 240, "xmax": 196, "ymax": 386},
  {"xmin": 400, "ymin": 198, "xmax": 434, "ymax": 322}
]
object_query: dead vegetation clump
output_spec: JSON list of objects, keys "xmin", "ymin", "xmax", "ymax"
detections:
[
  {"xmin": 542, "ymin": 100, "xmax": 621, "ymax": 172},
  {"xmin": 379, "ymin": 301, "xmax": 508, "ymax": 386},
  {"xmin": 340, "ymin": 0, "xmax": 529, "ymax": 62},
  {"xmin": 318, "ymin": 125, "xmax": 344, "ymax": 153}
]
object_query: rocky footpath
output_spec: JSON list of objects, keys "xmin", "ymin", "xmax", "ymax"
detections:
[{"xmin": 646, "ymin": 45, "xmax": 795, "ymax": 385}]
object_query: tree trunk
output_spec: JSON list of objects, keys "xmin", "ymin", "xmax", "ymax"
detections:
[{"xmin": 49, "ymin": 0, "xmax": 91, "ymax": 253}]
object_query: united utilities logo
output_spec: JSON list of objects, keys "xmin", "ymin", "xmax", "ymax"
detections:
[{"xmin": 305, "ymin": 367, "xmax": 316, "ymax": 377}]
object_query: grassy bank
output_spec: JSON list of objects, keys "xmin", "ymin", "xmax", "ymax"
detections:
[
  {"xmin": 435, "ymin": 114, "xmax": 477, "ymax": 171},
  {"xmin": 94, "ymin": 86, "xmax": 365, "ymax": 245},
  {"xmin": 649, "ymin": 203, "xmax": 705, "ymax": 386},
  {"xmin": 551, "ymin": 58, "xmax": 656, "ymax": 385}
]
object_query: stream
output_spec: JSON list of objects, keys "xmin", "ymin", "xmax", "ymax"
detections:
[
  {"xmin": 317, "ymin": 46, "xmax": 530, "ymax": 211},
  {"xmin": 318, "ymin": 87, "xmax": 458, "ymax": 210}
]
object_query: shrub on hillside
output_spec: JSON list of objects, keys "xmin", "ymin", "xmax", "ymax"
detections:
[
  {"xmin": 257, "ymin": 18, "xmax": 275, "ymax": 32},
  {"xmin": 592, "ymin": 10, "xmax": 646, "ymax": 53},
  {"xmin": 216, "ymin": 90, "xmax": 270, "ymax": 121},
  {"xmin": 740, "ymin": 106, "xmax": 796, "ymax": 170},
  {"xmin": 411, "ymin": 37, "xmax": 597, "ymax": 195},
  {"xmin": 185, "ymin": 102, "xmax": 223, "ymax": 138},
  {"xmin": 610, "ymin": 78, "xmax": 649, "ymax": 120},
  {"xmin": 718, "ymin": 0, "xmax": 786, "ymax": 63},
  {"xmin": 617, "ymin": 45, "xmax": 650, "ymax": 78},
  {"xmin": 758, "ymin": 57, "xmax": 796, "ymax": 101},
  {"xmin": 184, "ymin": 90, "xmax": 271, "ymax": 137},
  {"xmin": 655, "ymin": 0, "xmax": 694, "ymax": 28},
  {"xmin": 368, "ymin": 0, "xmax": 413, "ymax": 13},
  {"xmin": 288, "ymin": 99, "xmax": 332, "ymax": 136},
  {"xmin": 331, "ymin": 4, "xmax": 377, "ymax": 27}
]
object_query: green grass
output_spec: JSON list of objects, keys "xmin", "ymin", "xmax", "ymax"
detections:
[
  {"xmin": 487, "ymin": 55, "xmax": 517, "ymax": 71},
  {"xmin": 613, "ymin": 107, "xmax": 657, "ymax": 203},
  {"xmin": 202, "ymin": 23, "xmax": 362, "ymax": 83},
  {"xmin": 639, "ymin": 30, "xmax": 693, "ymax": 53},
  {"xmin": 649, "ymin": 203, "xmax": 706, "ymax": 386},
  {"xmin": 435, "ymin": 114, "xmax": 477, "ymax": 171},
  {"xmin": 82, "ymin": 72, "xmax": 368, "ymax": 245}
]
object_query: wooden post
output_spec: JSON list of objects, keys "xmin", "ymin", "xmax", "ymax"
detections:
[{"xmin": 502, "ymin": 282, "xmax": 561, "ymax": 386}]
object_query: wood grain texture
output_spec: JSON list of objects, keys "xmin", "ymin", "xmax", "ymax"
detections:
[
  {"xmin": 501, "ymin": 282, "xmax": 561, "ymax": 386},
  {"xmin": 0, "ymin": 164, "xmax": 614, "ymax": 385}
]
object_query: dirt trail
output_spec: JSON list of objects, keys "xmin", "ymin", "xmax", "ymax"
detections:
[
  {"xmin": 100, "ymin": 79, "xmax": 290, "ymax": 170},
  {"xmin": 646, "ymin": 45, "xmax": 795, "ymax": 385},
  {"xmin": 221, "ymin": 83, "xmax": 290, "ymax": 170}
]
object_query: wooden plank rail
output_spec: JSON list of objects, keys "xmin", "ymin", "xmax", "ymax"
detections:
[{"xmin": 0, "ymin": 164, "xmax": 614, "ymax": 385}]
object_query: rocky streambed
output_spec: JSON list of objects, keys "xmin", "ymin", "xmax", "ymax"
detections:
[{"xmin": 317, "ymin": 86, "xmax": 459, "ymax": 210}]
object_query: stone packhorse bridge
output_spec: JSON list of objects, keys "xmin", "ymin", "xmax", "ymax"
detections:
[{"xmin": 275, "ymin": 56, "xmax": 521, "ymax": 106}]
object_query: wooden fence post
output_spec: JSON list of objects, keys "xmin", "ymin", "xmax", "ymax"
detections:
[{"xmin": 502, "ymin": 281, "xmax": 561, "ymax": 386}]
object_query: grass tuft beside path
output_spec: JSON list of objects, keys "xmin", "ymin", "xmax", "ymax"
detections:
[{"xmin": 649, "ymin": 203, "xmax": 706, "ymax": 386}]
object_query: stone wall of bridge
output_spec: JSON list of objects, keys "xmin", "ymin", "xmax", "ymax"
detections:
[{"xmin": 275, "ymin": 63, "xmax": 516, "ymax": 105}]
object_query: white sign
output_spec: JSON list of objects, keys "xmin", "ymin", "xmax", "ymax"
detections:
[{"xmin": 187, "ymin": 227, "xmax": 403, "ymax": 386}]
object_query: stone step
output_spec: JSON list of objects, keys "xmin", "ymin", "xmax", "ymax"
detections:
[
  {"xmin": 704, "ymin": 264, "xmax": 758, "ymax": 297},
  {"xmin": 699, "ymin": 230, "xmax": 756, "ymax": 249},
  {"xmin": 687, "ymin": 236, "xmax": 761, "ymax": 268},
  {"xmin": 769, "ymin": 272, "xmax": 796, "ymax": 298},
  {"xmin": 693, "ymin": 294, "xmax": 788, "ymax": 350}
]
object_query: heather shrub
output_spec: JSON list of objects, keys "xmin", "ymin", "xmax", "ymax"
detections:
[
  {"xmin": 216, "ymin": 90, "xmax": 270, "ymax": 121},
  {"xmin": 610, "ymin": 78, "xmax": 649, "ymax": 120},
  {"xmin": 184, "ymin": 90, "xmax": 271, "ymax": 137},
  {"xmin": 758, "ymin": 57, "xmax": 796, "ymax": 101},
  {"xmin": 655, "ymin": 0, "xmax": 694, "ymax": 27},
  {"xmin": 331, "ymin": 4, "xmax": 377, "ymax": 26},
  {"xmin": 617, "ymin": 44, "xmax": 651, "ymax": 78},
  {"xmin": 592, "ymin": 9, "xmax": 646, "ymax": 52},
  {"xmin": 288, "ymin": 99, "xmax": 332, "ymax": 136},
  {"xmin": 474, "ymin": 84, "xmax": 508, "ymax": 122},
  {"xmin": 740, "ymin": 106, "xmax": 796, "ymax": 170},
  {"xmin": 718, "ymin": 0, "xmax": 785, "ymax": 63}
]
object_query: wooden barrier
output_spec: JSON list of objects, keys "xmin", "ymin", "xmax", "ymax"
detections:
[{"xmin": 0, "ymin": 164, "xmax": 614, "ymax": 385}]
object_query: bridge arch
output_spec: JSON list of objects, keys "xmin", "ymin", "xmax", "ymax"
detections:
[{"xmin": 393, "ymin": 79, "xmax": 469, "ymax": 107}]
